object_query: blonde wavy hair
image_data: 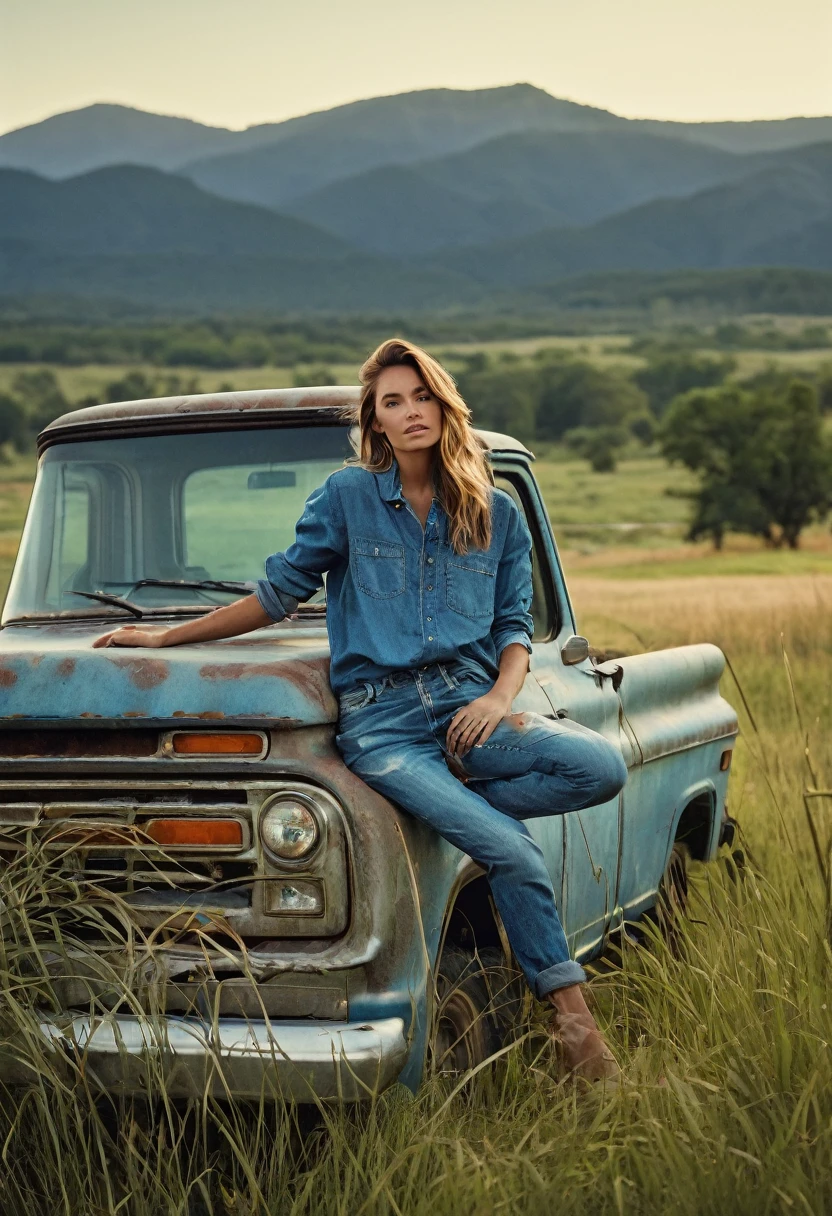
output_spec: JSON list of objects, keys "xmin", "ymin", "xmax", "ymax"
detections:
[{"xmin": 355, "ymin": 338, "xmax": 493, "ymax": 553}]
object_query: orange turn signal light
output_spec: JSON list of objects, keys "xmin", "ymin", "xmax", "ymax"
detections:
[
  {"xmin": 720, "ymin": 750, "xmax": 733, "ymax": 772},
  {"xmin": 171, "ymin": 732, "xmax": 264, "ymax": 756},
  {"xmin": 145, "ymin": 818, "xmax": 243, "ymax": 847}
]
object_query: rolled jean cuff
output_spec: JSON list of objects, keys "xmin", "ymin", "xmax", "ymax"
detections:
[
  {"xmin": 534, "ymin": 959, "xmax": 587, "ymax": 999},
  {"xmin": 255, "ymin": 580, "xmax": 299, "ymax": 622}
]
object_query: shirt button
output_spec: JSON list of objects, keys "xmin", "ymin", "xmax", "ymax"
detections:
[
  {"xmin": 426, "ymin": 617, "xmax": 432, "ymax": 622},
  {"xmin": 427, "ymin": 584, "xmax": 433, "ymax": 591},
  {"xmin": 428, "ymin": 635, "xmax": 434, "ymax": 641},
  {"xmin": 394, "ymin": 503, "xmax": 401, "ymax": 509},
  {"xmin": 426, "ymin": 557, "xmax": 434, "ymax": 565}
]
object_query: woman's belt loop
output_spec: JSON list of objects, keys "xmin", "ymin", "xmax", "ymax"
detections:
[{"xmin": 437, "ymin": 662, "xmax": 459, "ymax": 691}]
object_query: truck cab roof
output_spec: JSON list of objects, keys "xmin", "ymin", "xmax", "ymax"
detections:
[{"xmin": 40, "ymin": 387, "xmax": 534, "ymax": 459}]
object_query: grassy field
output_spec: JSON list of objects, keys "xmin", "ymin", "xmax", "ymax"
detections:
[
  {"xmin": 1, "ymin": 447, "xmax": 832, "ymax": 1212},
  {"xmin": 2, "ymin": 319, "xmax": 832, "ymax": 409}
]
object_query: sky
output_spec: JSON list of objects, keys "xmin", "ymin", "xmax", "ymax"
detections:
[{"xmin": 2, "ymin": 0, "xmax": 831, "ymax": 136}]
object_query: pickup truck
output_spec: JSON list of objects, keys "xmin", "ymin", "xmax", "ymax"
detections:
[{"xmin": 0, "ymin": 387, "xmax": 739, "ymax": 1098}]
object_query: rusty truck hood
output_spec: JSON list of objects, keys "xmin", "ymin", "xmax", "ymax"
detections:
[{"xmin": 0, "ymin": 619, "xmax": 336, "ymax": 726}]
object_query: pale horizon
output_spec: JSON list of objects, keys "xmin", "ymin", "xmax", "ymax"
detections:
[{"xmin": 2, "ymin": 0, "xmax": 831, "ymax": 139}]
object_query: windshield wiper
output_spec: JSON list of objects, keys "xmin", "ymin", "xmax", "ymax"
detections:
[
  {"xmin": 71, "ymin": 579, "xmax": 253, "ymax": 618},
  {"xmin": 131, "ymin": 578, "xmax": 256, "ymax": 595},
  {"xmin": 72, "ymin": 591, "xmax": 144, "ymax": 618},
  {"xmin": 68, "ymin": 579, "xmax": 298, "ymax": 623}
]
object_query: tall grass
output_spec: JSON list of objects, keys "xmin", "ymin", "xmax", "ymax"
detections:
[{"xmin": 0, "ymin": 576, "xmax": 831, "ymax": 1213}]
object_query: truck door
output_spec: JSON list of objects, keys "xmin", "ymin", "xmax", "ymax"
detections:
[
  {"xmin": 490, "ymin": 465, "xmax": 570, "ymax": 931},
  {"xmin": 493, "ymin": 463, "xmax": 630, "ymax": 961}
]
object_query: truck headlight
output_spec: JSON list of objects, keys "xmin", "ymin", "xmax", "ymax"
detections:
[{"xmin": 259, "ymin": 796, "xmax": 320, "ymax": 862}]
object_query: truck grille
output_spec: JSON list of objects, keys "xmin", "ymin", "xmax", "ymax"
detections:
[
  {"xmin": 0, "ymin": 777, "xmax": 349, "ymax": 941},
  {"xmin": 0, "ymin": 781, "xmax": 256, "ymax": 911}
]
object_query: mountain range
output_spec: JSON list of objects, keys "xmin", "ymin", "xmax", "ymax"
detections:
[{"xmin": 1, "ymin": 84, "xmax": 831, "ymax": 313}]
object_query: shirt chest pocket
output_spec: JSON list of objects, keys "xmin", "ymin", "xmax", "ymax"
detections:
[
  {"xmin": 351, "ymin": 537, "xmax": 406, "ymax": 599},
  {"xmin": 446, "ymin": 555, "xmax": 497, "ymax": 619}
]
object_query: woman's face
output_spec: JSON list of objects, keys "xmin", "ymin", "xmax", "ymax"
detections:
[{"xmin": 371, "ymin": 364, "xmax": 443, "ymax": 455}]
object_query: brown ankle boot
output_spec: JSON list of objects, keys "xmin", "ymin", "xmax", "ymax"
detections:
[{"xmin": 549, "ymin": 1009, "xmax": 620, "ymax": 1084}]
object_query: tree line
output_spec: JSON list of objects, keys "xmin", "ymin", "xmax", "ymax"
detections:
[{"xmin": 1, "ymin": 350, "xmax": 831, "ymax": 552}]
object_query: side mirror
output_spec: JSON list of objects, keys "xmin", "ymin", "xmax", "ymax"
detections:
[{"xmin": 560, "ymin": 635, "xmax": 590, "ymax": 666}]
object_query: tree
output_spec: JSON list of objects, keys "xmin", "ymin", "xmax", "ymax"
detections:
[
  {"xmin": 661, "ymin": 381, "xmax": 831, "ymax": 550},
  {"xmin": 535, "ymin": 356, "xmax": 647, "ymax": 440},
  {"xmin": 564, "ymin": 425, "xmax": 628, "ymax": 473},
  {"xmin": 292, "ymin": 365, "xmax": 339, "ymax": 388},
  {"xmin": 104, "ymin": 371, "xmax": 157, "ymax": 402},
  {"xmin": 763, "ymin": 381, "xmax": 832, "ymax": 549},
  {"xmin": 11, "ymin": 369, "xmax": 69, "ymax": 440},
  {"xmin": 0, "ymin": 394, "xmax": 26, "ymax": 450},
  {"xmin": 456, "ymin": 366, "xmax": 539, "ymax": 446},
  {"xmin": 628, "ymin": 411, "xmax": 656, "ymax": 445},
  {"xmin": 636, "ymin": 353, "xmax": 736, "ymax": 417}
]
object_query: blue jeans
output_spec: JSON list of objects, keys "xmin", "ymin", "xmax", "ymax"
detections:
[{"xmin": 336, "ymin": 659, "xmax": 628, "ymax": 999}]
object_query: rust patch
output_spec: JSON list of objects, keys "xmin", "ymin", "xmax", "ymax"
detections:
[
  {"xmin": 172, "ymin": 710, "xmax": 226, "ymax": 719},
  {"xmin": 123, "ymin": 711, "xmax": 148, "ymax": 718},
  {"xmin": 198, "ymin": 657, "xmax": 335, "ymax": 716},
  {"xmin": 79, "ymin": 712, "xmax": 103, "ymax": 718},
  {"xmin": 0, "ymin": 667, "xmax": 18, "ymax": 688},
  {"xmin": 56, "ymin": 658, "xmax": 76, "ymax": 677},
  {"xmin": 107, "ymin": 656, "xmax": 169, "ymax": 689},
  {"xmin": 199, "ymin": 662, "xmax": 279, "ymax": 681}
]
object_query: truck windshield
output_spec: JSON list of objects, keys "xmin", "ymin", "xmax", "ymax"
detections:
[{"xmin": 3, "ymin": 424, "xmax": 354, "ymax": 622}]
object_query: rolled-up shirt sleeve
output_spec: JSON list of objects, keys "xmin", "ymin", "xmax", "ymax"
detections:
[
  {"xmin": 255, "ymin": 474, "xmax": 347, "ymax": 622},
  {"xmin": 491, "ymin": 498, "xmax": 534, "ymax": 659}
]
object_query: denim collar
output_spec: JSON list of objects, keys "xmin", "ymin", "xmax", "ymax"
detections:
[
  {"xmin": 377, "ymin": 459, "xmax": 441, "ymax": 505},
  {"xmin": 377, "ymin": 461, "xmax": 403, "ymax": 503}
]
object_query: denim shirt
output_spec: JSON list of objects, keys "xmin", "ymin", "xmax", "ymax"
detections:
[{"xmin": 255, "ymin": 461, "xmax": 534, "ymax": 697}]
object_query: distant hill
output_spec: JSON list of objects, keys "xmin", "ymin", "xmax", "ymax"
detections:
[
  {"xmin": 517, "ymin": 268, "xmax": 832, "ymax": 315},
  {"xmin": 750, "ymin": 216, "xmax": 832, "ymax": 269},
  {"xmin": 181, "ymin": 85, "xmax": 628, "ymax": 209},
  {"xmin": 637, "ymin": 114, "xmax": 832, "ymax": 154},
  {"xmin": 0, "ymin": 105, "xmax": 240, "ymax": 178},
  {"xmin": 431, "ymin": 144, "xmax": 832, "ymax": 285},
  {"xmin": 0, "ymin": 243, "xmax": 478, "ymax": 313},
  {"xmin": 4, "ymin": 87, "xmax": 832, "ymax": 200},
  {"xmin": 0, "ymin": 165, "xmax": 347, "ymax": 258},
  {"xmin": 284, "ymin": 130, "xmax": 752, "ymax": 254},
  {"xmin": 0, "ymin": 87, "xmax": 622, "ymax": 187},
  {"xmin": 3, "ymin": 139, "xmax": 832, "ymax": 315}
]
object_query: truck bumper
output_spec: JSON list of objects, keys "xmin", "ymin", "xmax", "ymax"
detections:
[{"xmin": 5, "ymin": 1014, "xmax": 409, "ymax": 1101}]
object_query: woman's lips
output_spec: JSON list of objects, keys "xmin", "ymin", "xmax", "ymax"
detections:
[{"xmin": 404, "ymin": 424, "xmax": 429, "ymax": 434}]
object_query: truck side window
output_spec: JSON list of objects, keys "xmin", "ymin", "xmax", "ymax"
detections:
[{"xmin": 493, "ymin": 473, "xmax": 558, "ymax": 642}]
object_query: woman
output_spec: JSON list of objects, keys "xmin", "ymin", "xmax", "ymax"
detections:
[{"xmin": 93, "ymin": 339, "xmax": 627, "ymax": 1082}]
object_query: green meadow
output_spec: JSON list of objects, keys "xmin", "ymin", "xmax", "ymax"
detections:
[{"xmin": 1, "ymin": 400, "xmax": 831, "ymax": 1211}]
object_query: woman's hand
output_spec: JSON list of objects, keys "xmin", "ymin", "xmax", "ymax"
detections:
[
  {"xmin": 92, "ymin": 626, "xmax": 170, "ymax": 649},
  {"xmin": 446, "ymin": 689, "xmax": 512, "ymax": 757}
]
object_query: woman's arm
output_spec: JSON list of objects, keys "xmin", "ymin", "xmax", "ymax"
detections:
[
  {"xmin": 490, "ymin": 497, "xmax": 535, "ymax": 660},
  {"xmin": 92, "ymin": 593, "xmax": 273, "ymax": 649},
  {"xmin": 256, "ymin": 475, "xmax": 348, "ymax": 617}
]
